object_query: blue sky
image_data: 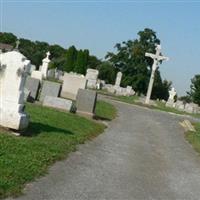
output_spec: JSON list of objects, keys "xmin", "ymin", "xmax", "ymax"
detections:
[{"xmin": 1, "ymin": 0, "xmax": 200, "ymax": 95}]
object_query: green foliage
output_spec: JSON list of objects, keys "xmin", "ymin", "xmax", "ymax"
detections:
[
  {"xmin": 0, "ymin": 32, "xmax": 17, "ymax": 46},
  {"xmin": 63, "ymin": 45, "xmax": 77, "ymax": 72},
  {"xmin": 106, "ymin": 28, "xmax": 171, "ymax": 99},
  {"xmin": 0, "ymin": 33, "xmax": 100, "ymax": 73},
  {"xmin": 151, "ymin": 71, "xmax": 171, "ymax": 100},
  {"xmin": 74, "ymin": 49, "xmax": 89, "ymax": 74},
  {"xmin": 98, "ymin": 61, "xmax": 117, "ymax": 84},
  {"xmin": 0, "ymin": 103, "xmax": 106, "ymax": 198},
  {"xmin": 185, "ymin": 123, "xmax": 200, "ymax": 154},
  {"xmin": 87, "ymin": 55, "xmax": 102, "ymax": 69},
  {"xmin": 188, "ymin": 74, "xmax": 200, "ymax": 106},
  {"xmin": 179, "ymin": 95, "xmax": 192, "ymax": 104}
]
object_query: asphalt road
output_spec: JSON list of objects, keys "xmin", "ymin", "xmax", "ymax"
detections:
[{"xmin": 11, "ymin": 100, "xmax": 200, "ymax": 200}]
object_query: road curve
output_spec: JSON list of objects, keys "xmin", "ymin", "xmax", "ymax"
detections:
[{"xmin": 11, "ymin": 100, "xmax": 200, "ymax": 200}]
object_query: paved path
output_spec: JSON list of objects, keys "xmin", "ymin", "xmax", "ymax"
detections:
[{"xmin": 13, "ymin": 101, "xmax": 200, "ymax": 200}]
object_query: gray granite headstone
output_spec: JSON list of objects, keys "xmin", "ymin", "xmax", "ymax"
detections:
[
  {"xmin": 43, "ymin": 96, "xmax": 73, "ymax": 112},
  {"xmin": 25, "ymin": 76, "xmax": 40, "ymax": 102},
  {"xmin": 40, "ymin": 81, "xmax": 61, "ymax": 102},
  {"xmin": 76, "ymin": 89, "xmax": 97, "ymax": 116}
]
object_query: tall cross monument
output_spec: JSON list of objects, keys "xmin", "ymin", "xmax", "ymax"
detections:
[{"xmin": 145, "ymin": 44, "xmax": 169, "ymax": 104}]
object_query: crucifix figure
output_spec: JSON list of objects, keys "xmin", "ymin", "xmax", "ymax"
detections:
[{"xmin": 145, "ymin": 44, "xmax": 169, "ymax": 104}]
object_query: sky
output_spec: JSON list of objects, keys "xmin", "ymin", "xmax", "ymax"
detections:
[{"xmin": 1, "ymin": 0, "xmax": 200, "ymax": 96}]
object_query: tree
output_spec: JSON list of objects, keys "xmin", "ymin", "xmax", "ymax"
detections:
[
  {"xmin": 49, "ymin": 44, "xmax": 66, "ymax": 59},
  {"xmin": 0, "ymin": 32, "xmax": 17, "ymax": 46},
  {"xmin": 188, "ymin": 74, "xmax": 200, "ymax": 105},
  {"xmin": 87, "ymin": 55, "xmax": 102, "ymax": 69},
  {"xmin": 98, "ymin": 62, "xmax": 116, "ymax": 84},
  {"xmin": 105, "ymin": 28, "xmax": 170, "ymax": 99},
  {"xmin": 63, "ymin": 46, "xmax": 77, "ymax": 72}
]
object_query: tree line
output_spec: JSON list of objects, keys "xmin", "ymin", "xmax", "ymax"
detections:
[{"xmin": 1, "ymin": 29, "xmax": 198, "ymax": 103}]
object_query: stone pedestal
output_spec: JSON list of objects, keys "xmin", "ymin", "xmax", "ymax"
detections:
[{"xmin": 0, "ymin": 51, "xmax": 31, "ymax": 130}]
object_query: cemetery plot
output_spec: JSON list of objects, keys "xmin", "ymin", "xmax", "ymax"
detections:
[{"xmin": 0, "ymin": 102, "xmax": 112, "ymax": 199}]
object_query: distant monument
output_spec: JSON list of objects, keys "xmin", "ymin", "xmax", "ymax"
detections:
[
  {"xmin": 40, "ymin": 51, "xmax": 51, "ymax": 79},
  {"xmin": 145, "ymin": 45, "xmax": 169, "ymax": 104},
  {"xmin": 166, "ymin": 87, "xmax": 177, "ymax": 107}
]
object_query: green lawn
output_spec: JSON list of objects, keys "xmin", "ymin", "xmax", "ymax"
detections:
[
  {"xmin": 0, "ymin": 101, "xmax": 115, "ymax": 199},
  {"xmin": 185, "ymin": 123, "xmax": 200, "ymax": 154},
  {"xmin": 95, "ymin": 100, "xmax": 117, "ymax": 121},
  {"xmin": 98, "ymin": 90, "xmax": 200, "ymax": 119}
]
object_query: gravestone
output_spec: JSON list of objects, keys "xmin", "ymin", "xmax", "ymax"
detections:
[
  {"xmin": 86, "ymin": 68, "xmax": 99, "ymax": 89},
  {"xmin": 30, "ymin": 64, "xmax": 36, "ymax": 74},
  {"xmin": 175, "ymin": 100, "xmax": 185, "ymax": 111},
  {"xmin": 47, "ymin": 69, "xmax": 55, "ymax": 79},
  {"xmin": 185, "ymin": 103, "xmax": 199, "ymax": 114},
  {"xmin": 31, "ymin": 70, "xmax": 43, "ymax": 81},
  {"xmin": 25, "ymin": 76, "xmax": 40, "ymax": 102},
  {"xmin": 76, "ymin": 89, "xmax": 97, "ymax": 116},
  {"xmin": 43, "ymin": 96, "xmax": 73, "ymax": 112},
  {"xmin": 115, "ymin": 72, "xmax": 122, "ymax": 87},
  {"xmin": 0, "ymin": 50, "xmax": 31, "ymax": 130},
  {"xmin": 40, "ymin": 80, "xmax": 61, "ymax": 102},
  {"xmin": 166, "ymin": 87, "xmax": 176, "ymax": 108},
  {"xmin": 55, "ymin": 70, "xmax": 64, "ymax": 80},
  {"xmin": 126, "ymin": 85, "xmax": 135, "ymax": 96},
  {"xmin": 40, "ymin": 51, "xmax": 51, "ymax": 79},
  {"xmin": 61, "ymin": 73, "xmax": 87, "ymax": 100}
]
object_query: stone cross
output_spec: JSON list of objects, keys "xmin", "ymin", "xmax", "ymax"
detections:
[{"xmin": 145, "ymin": 44, "xmax": 169, "ymax": 104}]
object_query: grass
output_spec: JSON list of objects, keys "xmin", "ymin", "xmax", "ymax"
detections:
[
  {"xmin": 95, "ymin": 100, "xmax": 117, "ymax": 121},
  {"xmin": 98, "ymin": 89, "xmax": 200, "ymax": 119},
  {"xmin": 0, "ymin": 102, "xmax": 111, "ymax": 199},
  {"xmin": 185, "ymin": 123, "xmax": 200, "ymax": 153}
]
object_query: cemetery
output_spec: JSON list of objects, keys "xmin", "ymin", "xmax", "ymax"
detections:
[
  {"xmin": 0, "ymin": 44, "xmax": 117, "ymax": 198},
  {"xmin": 1, "ymin": 4, "xmax": 200, "ymax": 198}
]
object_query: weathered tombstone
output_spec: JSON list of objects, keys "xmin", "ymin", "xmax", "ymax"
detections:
[
  {"xmin": 0, "ymin": 50, "xmax": 31, "ymax": 130},
  {"xmin": 24, "ymin": 88, "xmax": 31, "ymax": 102},
  {"xmin": 115, "ymin": 72, "xmax": 122, "ymax": 87},
  {"xmin": 166, "ymin": 87, "xmax": 176, "ymax": 108},
  {"xmin": 126, "ymin": 86, "xmax": 135, "ymax": 96},
  {"xmin": 31, "ymin": 70, "xmax": 43, "ymax": 81},
  {"xmin": 61, "ymin": 73, "xmax": 87, "ymax": 100},
  {"xmin": 55, "ymin": 70, "xmax": 64, "ymax": 80},
  {"xmin": 40, "ymin": 51, "xmax": 50, "ymax": 79},
  {"xmin": 43, "ymin": 96, "xmax": 73, "ymax": 112},
  {"xmin": 86, "ymin": 68, "xmax": 99, "ymax": 89},
  {"xmin": 185, "ymin": 103, "xmax": 199, "ymax": 114},
  {"xmin": 40, "ymin": 80, "xmax": 61, "ymax": 102},
  {"xmin": 30, "ymin": 64, "xmax": 36, "ymax": 74},
  {"xmin": 175, "ymin": 100, "xmax": 185, "ymax": 111},
  {"xmin": 47, "ymin": 69, "xmax": 55, "ymax": 79},
  {"xmin": 25, "ymin": 76, "xmax": 40, "ymax": 102},
  {"xmin": 76, "ymin": 89, "xmax": 97, "ymax": 116}
]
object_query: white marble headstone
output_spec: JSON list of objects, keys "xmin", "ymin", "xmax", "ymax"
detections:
[
  {"xmin": 0, "ymin": 50, "xmax": 31, "ymax": 130},
  {"xmin": 115, "ymin": 72, "xmax": 122, "ymax": 87}
]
